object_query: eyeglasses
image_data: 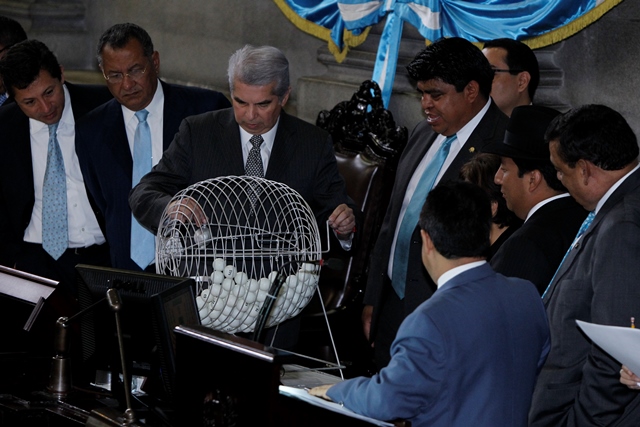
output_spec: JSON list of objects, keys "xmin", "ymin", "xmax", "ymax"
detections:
[
  {"xmin": 492, "ymin": 68, "xmax": 524, "ymax": 75},
  {"xmin": 103, "ymin": 65, "xmax": 147, "ymax": 84}
]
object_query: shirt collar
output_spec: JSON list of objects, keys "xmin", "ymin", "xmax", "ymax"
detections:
[
  {"xmin": 121, "ymin": 79, "xmax": 164, "ymax": 123},
  {"xmin": 452, "ymin": 98, "xmax": 492, "ymax": 146},
  {"xmin": 239, "ymin": 116, "xmax": 280, "ymax": 151},
  {"xmin": 437, "ymin": 260, "xmax": 487, "ymax": 289},
  {"xmin": 595, "ymin": 163, "xmax": 640, "ymax": 214},
  {"xmin": 525, "ymin": 193, "xmax": 570, "ymax": 222}
]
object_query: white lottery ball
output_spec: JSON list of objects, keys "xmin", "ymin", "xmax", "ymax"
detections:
[
  {"xmin": 300, "ymin": 262, "xmax": 316, "ymax": 272},
  {"xmin": 196, "ymin": 296, "xmax": 206, "ymax": 310},
  {"xmin": 213, "ymin": 258, "xmax": 226, "ymax": 271},
  {"xmin": 247, "ymin": 278, "xmax": 259, "ymax": 292},
  {"xmin": 230, "ymin": 319, "xmax": 243, "ymax": 329},
  {"xmin": 226, "ymin": 293, "xmax": 237, "ymax": 307},
  {"xmin": 297, "ymin": 271, "xmax": 311, "ymax": 284},
  {"xmin": 198, "ymin": 305, "xmax": 210, "ymax": 319},
  {"xmin": 194, "ymin": 226, "xmax": 211, "ymax": 248},
  {"xmin": 234, "ymin": 271, "xmax": 249, "ymax": 286},
  {"xmin": 245, "ymin": 290, "xmax": 257, "ymax": 304},
  {"xmin": 286, "ymin": 274, "xmax": 298, "ymax": 289},
  {"xmin": 218, "ymin": 288, "xmax": 230, "ymax": 300},
  {"xmin": 268, "ymin": 271, "xmax": 278, "ymax": 283},
  {"xmin": 256, "ymin": 289, "xmax": 268, "ymax": 303},
  {"xmin": 222, "ymin": 305, "xmax": 233, "ymax": 316},
  {"xmin": 213, "ymin": 297, "xmax": 226, "ymax": 311},
  {"xmin": 258, "ymin": 277, "xmax": 271, "ymax": 291},
  {"xmin": 222, "ymin": 278, "xmax": 234, "ymax": 291},
  {"xmin": 211, "ymin": 271, "xmax": 224, "ymax": 284},
  {"xmin": 232, "ymin": 285, "xmax": 247, "ymax": 298},
  {"xmin": 223, "ymin": 265, "xmax": 237, "ymax": 278},
  {"xmin": 200, "ymin": 289, "xmax": 211, "ymax": 301}
]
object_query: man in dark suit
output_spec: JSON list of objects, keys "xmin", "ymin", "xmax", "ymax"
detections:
[
  {"xmin": 0, "ymin": 40, "xmax": 112, "ymax": 296},
  {"xmin": 529, "ymin": 104, "xmax": 640, "ymax": 426},
  {"xmin": 483, "ymin": 105, "xmax": 587, "ymax": 293},
  {"xmin": 76, "ymin": 23, "xmax": 230, "ymax": 271},
  {"xmin": 362, "ymin": 37, "xmax": 509, "ymax": 369},
  {"xmin": 310, "ymin": 181, "xmax": 550, "ymax": 427},
  {"xmin": 129, "ymin": 45, "xmax": 356, "ymax": 347},
  {"xmin": 0, "ymin": 15, "xmax": 27, "ymax": 106}
]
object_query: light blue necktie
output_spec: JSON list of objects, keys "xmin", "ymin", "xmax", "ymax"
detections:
[
  {"xmin": 0, "ymin": 93, "xmax": 7, "ymax": 106},
  {"xmin": 542, "ymin": 210, "xmax": 595, "ymax": 299},
  {"xmin": 130, "ymin": 109, "xmax": 155, "ymax": 269},
  {"xmin": 42, "ymin": 122, "xmax": 68, "ymax": 260},
  {"xmin": 391, "ymin": 134, "xmax": 457, "ymax": 299}
]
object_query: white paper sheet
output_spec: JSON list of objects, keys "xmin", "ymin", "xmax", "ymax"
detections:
[
  {"xmin": 279, "ymin": 385, "xmax": 394, "ymax": 426},
  {"xmin": 576, "ymin": 319, "xmax": 640, "ymax": 375}
]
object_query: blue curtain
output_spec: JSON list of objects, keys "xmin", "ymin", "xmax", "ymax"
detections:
[{"xmin": 275, "ymin": 0, "xmax": 624, "ymax": 107}]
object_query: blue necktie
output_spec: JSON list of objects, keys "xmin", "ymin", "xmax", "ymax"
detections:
[
  {"xmin": 391, "ymin": 134, "xmax": 457, "ymax": 299},
  {"xmin": 0, "ymin": 93, "xmax": 7, "ymax": 106},
  {"xmin": 42, "ymin": 122, "xmax": 68, "ymax": 260},
  {"xmin": 130, "ymin": 109, "xmax": 155, "ymax": 269},
  {"xmin": 542, "ymin": 210, "xmax": 595, "ymax": 299}
]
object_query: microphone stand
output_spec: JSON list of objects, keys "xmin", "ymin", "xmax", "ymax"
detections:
[{"xmin": 85, "ymin": 288, "xmax": 139, "ymax": 426}]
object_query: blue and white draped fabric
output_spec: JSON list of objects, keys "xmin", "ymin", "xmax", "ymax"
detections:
[{"xmin": 275, "ymin": 0, "xmax": 624, "ymax": 107}]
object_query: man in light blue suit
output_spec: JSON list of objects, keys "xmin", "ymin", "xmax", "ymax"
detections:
[{"xmin": 310, "ymin": 181, "xmax": 550, "ymax": 427}]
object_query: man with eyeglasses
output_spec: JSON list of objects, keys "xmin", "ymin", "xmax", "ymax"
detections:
[
  {"xmin": 482, "ymin": 38, "xmax": 539, "ymax": 117},
  {"xmin": 0, "ymin": 40, "xmax": 112, "ymax": 297},
  {"xmin": 0, "ymin": 15, "xmax": 27, "ymax": 106},
  {"xmin": 75, "ymin": 23, "xmax": 230, "ymax": 271}
]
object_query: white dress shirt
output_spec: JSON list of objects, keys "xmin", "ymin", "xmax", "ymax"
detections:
[
  {"xmin": 387, "ymin": 99, "xmax": 492, "ymax": 278},
  {"xmin": 122, "ymin": 79, "xmax": 165, "ymax": 167},
  {"xmin": 24, "ymin": 84, "xmax": 105, "ymax": 248}
]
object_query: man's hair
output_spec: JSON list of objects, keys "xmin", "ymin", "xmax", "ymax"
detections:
[
  {"xmin": 513, "ymin": 157, "xmax": 566, "ymax": 192},
  {"xmin": 460, "ymin": 153, "xmax": 519, "ymax": 228},
  {"xmin": 418, "ymin": 180, "xmax": 492, "ymax": 259},
  {"xmin": 545, "ymin": 104, "xmax": 639, "ymax": 170},
  {"xmin": 227, "ymin": 45, "xmax": 290, "ymax": 100},
  {"xmin": 97, "ymin": 23, "xmax": 154, "ymax": 65},
  {"xmin": 484, "ymin": 38, "xmax": 539, "ymax": 101},
  {"xmin": 0, "ymin": 16, "xmax": 27, "ymax": 50},
  {"xmin": 0, "ymin": 39, "xmax": 61, "ymax": 97},
  {"xmin": 406, "ymin": 37, "xmax": 494, "ymax": 100}
]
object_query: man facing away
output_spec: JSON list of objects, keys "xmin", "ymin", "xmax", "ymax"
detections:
[
  {"xmin": 310, "ymin": 181, "xmax": 550, "ymax": 427},
  {"xmin": 76, "ymin": 23, "xmax": 231, "ymax": 271},
  {"xmin": 483, "ymin": 105, "xmax": 587, "ymax": 293},
  {"xmin": 0, "ymin": 40, "xmax": 112, "ymax": 296},
  {"xmin": 529, "ymin": 104, "xmax": 640, "ymax": 426},
  {"xmin": 482, "ymin": 38, "xmax": 539, "ymax": 117},
  {"xmin": 362, "ymin": 37, "xmax": 508, "ymax": 369}
]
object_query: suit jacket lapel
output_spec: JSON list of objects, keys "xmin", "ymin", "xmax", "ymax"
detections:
[
  {"xmin": 160, "ymin": 81, "xmax": 185, "ymax": 149},
  {"xmin": 265, "ymin": 112, "xmax": 296, "ymax": 182},
  {"xmin": 216, "ymin": 109, "xmax": 245, "ymax": 175},
  {"xmin": 544, "ymin": 169, "xmax": 640, "ymax": 304},
  {"xmin": 104, "ymin": 100, "xmax": 133, "ymax": 177}
]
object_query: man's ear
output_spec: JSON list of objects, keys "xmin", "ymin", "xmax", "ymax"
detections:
[
  {"xmin": 528, "ymin": 169, "xmax": 543, "ymax": 192},
  {"xmin": 577, "ymin": 159, "xmax": 591, "ymax": 185},
  {"xmin": 421, "ymin": 229, "xmax": 434, "ymax": 252},
  {"xmin": 517, "ymin": 71, "xmax": 531, "ymax": 95},
  {"xmin": 464, "ymin": 80, "xmax": 480, "ymax": 104}
]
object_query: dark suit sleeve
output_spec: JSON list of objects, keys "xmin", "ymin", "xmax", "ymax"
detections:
[{"xmin": 129, "ymin": 116, "xmax": 197, "ymax": 233}]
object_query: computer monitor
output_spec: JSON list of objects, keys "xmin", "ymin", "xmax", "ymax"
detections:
[{"xmin": 75, "ymin": 264, "xmax": 200, "ymax": 406}]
